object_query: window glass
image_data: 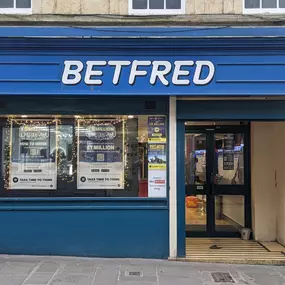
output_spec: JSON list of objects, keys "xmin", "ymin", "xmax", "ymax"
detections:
[
  {"xmin": 166, "ymin": 0, "xmax": 181, "ymax": 9},
  {"xmin": 0, "ymin": 0, "xmax": 13, "ymax": 8},
  {"xmin": 133, "ymin": 0, "xmax": 147, "ymax": 9},
  {"xmin": 185, "ymin": 133, "xmax": 206, "ymax": 185},
  {"xmin": 131, "ymin": 0, "xmax": 183, "ymax": 13},
  {"xmin": 280, "ymin": 0, "xmax": 285, "ymax": 7},
  {"xmin": 244, "ymin": 0, "xmax": 260, "ymax": 8},
  {"xmin": 56, "ymin": 125, "xmax": 74, "ymax": 180},
  {"xmin": 16, "ymin": 0, "xmax": 31, "ymax": 8},
  {"xmin": 214, "ymin": 133, "xmax": 244, "ymax": 185},
  {"xmin": 262, "ymin": 0, "xmax": 277, "ymax": 8},
  {"xmin": 149, "ymin": 0, "xmax": 164, "ymax": 9},
  {"xmin": 1, "ymin": 115, "xmax": 167, "ymax": 198},
  {"xmin": 215, "ymin": 195, "xmax": 245, "ymax": 232}
]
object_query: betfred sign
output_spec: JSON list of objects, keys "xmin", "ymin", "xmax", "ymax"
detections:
[{"xmin": 62, "ymin": 60, "xmax": 215, "ymax": 86}]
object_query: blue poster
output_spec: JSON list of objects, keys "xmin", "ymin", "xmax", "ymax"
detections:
[{"xmin": 77, "ymin": 120, "xmax": 124, "ymax": 189}]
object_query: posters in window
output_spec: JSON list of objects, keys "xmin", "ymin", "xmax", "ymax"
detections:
[
  {"xmin": 148, "ymin": 143, "xmax": 167, "ymax": 197},
  {"xmin": 223, "ymin": 134, "xmax": 235, "ymax": 170},
  {"xmin": 148, "ymin": 116, "xmax": 166, "ymax": 143},
  {"xmin": 77, "ymin": 120, "xmax": 124, "ymax": 189},
  {"xmin": 10, "ymin": 122, "xmax": 57, "ymax": 190},
  {"xmin": 148, "ymin": 116, "xmax": 167, "ymax": 197}
]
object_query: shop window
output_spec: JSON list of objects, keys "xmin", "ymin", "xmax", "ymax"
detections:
[
  {"xmin": 0, "ymin": 0, "xmax": 32, "ymax": 14},
  {"xmin": 129, "ymin": 0, "xmax": 185, "ymax": 15},
  {"xmin": 0, "ymin": 115, "xmax": 167, "ymax": 198},
  {"xmin": 244, "ymin": 0, "xmax": 285, "ymax": 13}
]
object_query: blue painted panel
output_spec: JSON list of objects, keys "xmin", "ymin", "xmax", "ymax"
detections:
[
  {"xmin": 177, "ymin": 100, "xmax": 285, "ymax": 120},
  {"xmin": 1, "ymin": 54, "xmax": 285, "ymax": 96},
  {"xmin": 0, "ymin": 62, "xmax": 60, "ymax": 82},
  {"xmin": 1, "ymin": 26, "xmax": 285, "ymax": 38},
  {"xmin": 0, "ymin": 201, "xmax": 169, "ymax": 258}
]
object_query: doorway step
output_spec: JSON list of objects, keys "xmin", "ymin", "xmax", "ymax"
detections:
[{"xmin": 171, "ymin": 238, "xmax": 285, "ymax": 265}]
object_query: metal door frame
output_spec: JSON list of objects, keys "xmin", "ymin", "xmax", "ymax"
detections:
[{"xmin": 177, "ymin": 121, "xmax": 251, "ymax": 256}]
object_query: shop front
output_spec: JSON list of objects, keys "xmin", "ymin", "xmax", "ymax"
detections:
[{"xmin": 0, "ymin": 27, "xmax": 285, "ymax": 259}]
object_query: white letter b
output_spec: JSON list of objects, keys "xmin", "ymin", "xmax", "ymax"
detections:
[{"xmin": 62, "ymin": 61, "xmax": 83, "ymax": 85}]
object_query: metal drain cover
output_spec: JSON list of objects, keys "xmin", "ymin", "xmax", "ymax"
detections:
[
  {"xmin": 125, "ymin": 271, "xmax": 142, "ymax": 277},
  {"xmin": 211, "ymin": 272, "xmax": 235, "ymax": 283}
]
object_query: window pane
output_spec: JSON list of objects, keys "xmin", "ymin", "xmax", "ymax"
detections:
[
  {"xmin": 215, "ymin": 195, "xmax": 245, "ymax": 232},
  {"xmin": 3, "ymin": 115, "xmax": 167, "ymax": 198},
  {"xmin": 186, "ymin": 195, "xmax": 207, "ymax": 233},
  {"xmin": 244, "ymin": 0, "xmax": 260, "ymax": 8},
  {"xmin": 133, "ymin": 0, "xmax": 147, "ymax": 9},
  {"xmin": 166, "ymin": 0, "xmax": 181, "ymax": 9},
  {"xmin": 0, "ymin": 0, "xmax": 13, "ymax": 8},
  {"xmin": 280, "ymin": 0, "xmax": 285, "ymax": 7},
  {"xmin": 16, "ymin": 0, "xmax": 31, "ymax": 8},
  {"xmin": 149, "ymin": 0, "xmax": 164, "ymax": 9},
  {"xmin": 56, "ymin": 125, "xmax": 74, "ymax": 179},
  {"xmin": 185, "ymin": 133, "xmax": 206, "ymax": 185},
  {"xmin": 214, "ymin": 133, "xmax": 244, "ymax": 185},
  {"xmin": 75, "ymin": 115, "xmax": 167, "ymax": 197},
  {"xmin": 262, "ymin": 0, "xmax": 277, "ymax": 8}
]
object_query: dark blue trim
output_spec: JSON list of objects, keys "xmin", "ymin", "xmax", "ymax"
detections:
[
  {"xmin": 0, "ymin": 197, "xmax": 167, "ymax": 202},
  {"xmin": 177, "ymin": 120, "xmax": 185, "ymax": 257},
  {"xmin": 177, "ymin": 100, "xmax": 285, "ymax": 120},
  {"xmin": 1, "ymin": 26, "xmax": 285, "ymax": 38},
  {"xmin": 0, "ymin": 206, "xmax": 167, "ymax": 211}
]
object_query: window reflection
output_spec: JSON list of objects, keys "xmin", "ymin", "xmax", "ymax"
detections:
[
  {"xmin": 214, "ymin": 133, "xmax": 244, "ymax": 185},
  {"xmin": 185, "ymin": 133, "xmax": 206, "ymax": 185}
]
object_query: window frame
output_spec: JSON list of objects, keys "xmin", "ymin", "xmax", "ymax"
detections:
[
  {"xmin": 243, "ymin": 0, "xmax": 285, "ymax": 14},
  {"xmin": 0, "ymin": 0, "xmax": 32, "ymax": 15},
  {"xmin": 129, "ymin": 0, "xmax": 185, "ymax": 15}
]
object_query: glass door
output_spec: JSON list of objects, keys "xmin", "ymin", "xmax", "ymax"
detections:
[
  {"xmin": 185, "ymin": 132, "xmax": 208, "ymax": 234},
  {"xmin": 185, "ymin": 124, "xmax": 250, "ymax": 237}
]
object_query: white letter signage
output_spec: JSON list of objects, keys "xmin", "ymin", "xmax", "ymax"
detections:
[{"xmin": 62, "ymin": 60, "xmax": 215, "ymax": 87}]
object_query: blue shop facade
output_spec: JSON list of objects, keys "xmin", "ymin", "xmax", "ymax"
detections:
[{"xmin": 1, "ymin": 27, "xmax": 285, "ymax": 258}]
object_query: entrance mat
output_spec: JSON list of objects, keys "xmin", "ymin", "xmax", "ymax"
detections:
[{"xmin": 170, "ymin": 238, "xmax": 285, "ymax": 265}]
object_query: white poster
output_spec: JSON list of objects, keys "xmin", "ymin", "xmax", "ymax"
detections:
[
  {"xmin": 148, "ymin": 143, "xmax": 167, "ymax": 197},
  {"xmin": 9, "ymin": 122, "xmax": 57, "ymax": 190},
  {"xmin": 77, "ymin": 120, "xmax": 125, "ymax": 190}
]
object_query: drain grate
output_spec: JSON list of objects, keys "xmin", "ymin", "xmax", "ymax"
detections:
[
  {"xmin": 125, "ymin": 271, "xmax": 142, "ymax": 277},
  {"xmin": 211, "ymin": 272, "xmax": 235, "ymax": 283}
]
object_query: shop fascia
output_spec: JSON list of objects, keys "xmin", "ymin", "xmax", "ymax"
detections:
[{"xmin": 62, "ymin": 60, "xmax": 215, "ymax": 86}]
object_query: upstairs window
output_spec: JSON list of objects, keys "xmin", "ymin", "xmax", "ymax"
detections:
[
  {"xmin": 129, "ymin": 0, "xmax": 185, "ymax": 15},
  {"xmin": 0, "ymin": 0, "xmax": 32, "ymax": 14},
  {"xmin": 244, "ymin": 0, "xmax": 285, "ymax": 13}
]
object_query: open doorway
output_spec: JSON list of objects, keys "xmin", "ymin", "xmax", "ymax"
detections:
[{"xmin": 184, "ymin": 122, "xmax": 251, "ymax": 237}]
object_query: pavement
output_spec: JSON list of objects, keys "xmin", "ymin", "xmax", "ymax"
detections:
[{"xmin": 0, "ymin": 255, "xmax": 284, "ymax": 285}]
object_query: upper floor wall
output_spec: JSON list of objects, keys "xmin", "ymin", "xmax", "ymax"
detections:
[
  {"xmin": 32, "ymin": 0, "xmax": 243, "ymax": 15},
  {"xmin": 1, "ymin": 0, "xmax": 284, "ymax": 26},
  {"xmin": 3, "ymin": 0, "xmax": 283, "ymax": 16}
]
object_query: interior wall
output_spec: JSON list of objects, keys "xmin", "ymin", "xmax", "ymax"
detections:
[
  {"xmin": 222, "ymin": 195, "xmax": 244, "ymax": 227},
  {"xmin": 251, "ymin": 122, "xmax": 277, "ymax": 241}
]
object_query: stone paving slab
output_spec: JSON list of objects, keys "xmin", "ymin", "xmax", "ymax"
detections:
[{"xmin": 0, "ymin": 255, "xmax": 283, "ymax": 285}]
